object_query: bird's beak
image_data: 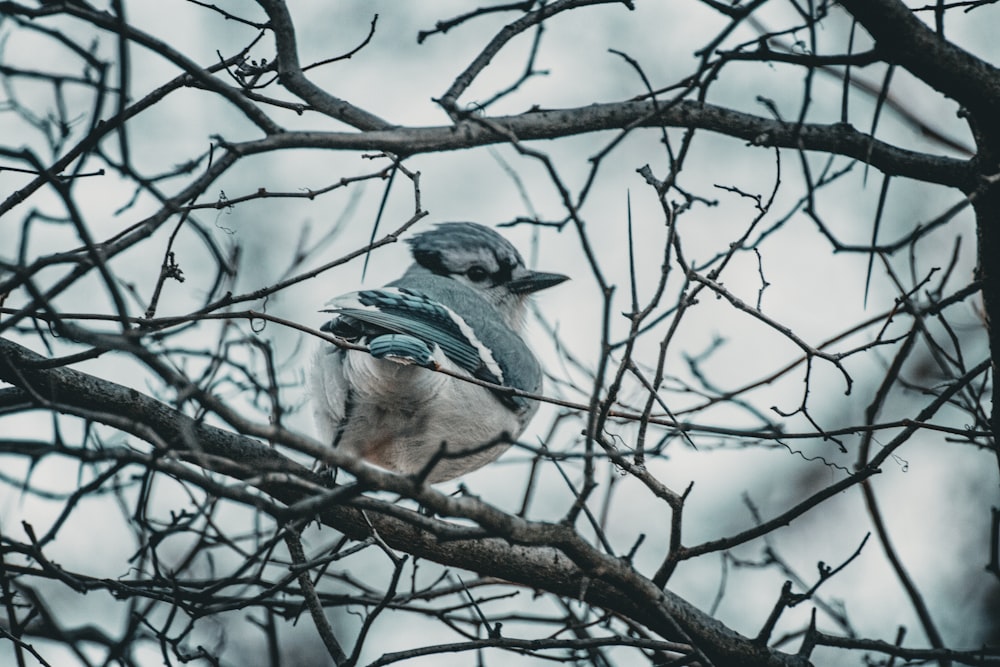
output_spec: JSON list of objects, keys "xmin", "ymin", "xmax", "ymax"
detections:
[{"xmin": 507, "ymin": 269, "xmax": 570, "ymax": 294}]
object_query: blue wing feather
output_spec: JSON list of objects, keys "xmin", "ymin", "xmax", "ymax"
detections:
[
  {"xmin": 368, "ymin": 334, "xmax": 434, "ymax": 366},
  {"xmin": 323, "ymin": 288, "xmax": 505, "ymax": 386}
]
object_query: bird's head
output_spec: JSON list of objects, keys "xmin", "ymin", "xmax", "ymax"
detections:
[{"xmin": 406, "ymin": 222, "xmax": 568, "ymax": 328}]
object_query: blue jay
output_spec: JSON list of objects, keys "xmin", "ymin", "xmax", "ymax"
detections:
[{"xmin": 308, "ymin": 222, "xmax": 568, "ymax": 483}]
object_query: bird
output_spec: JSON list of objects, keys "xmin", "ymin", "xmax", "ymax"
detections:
[{"xmin": 308, "ymin": 222, "xmax": 568, "ymax": 483}]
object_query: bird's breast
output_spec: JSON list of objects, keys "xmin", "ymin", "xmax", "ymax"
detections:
[{"xmin": 335, "ymin": 348, "xmax": 523, "ymax": 481}]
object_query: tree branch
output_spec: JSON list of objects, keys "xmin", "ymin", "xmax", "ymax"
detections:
[
  {"xmin": 224, "ymin": 99, "xmax": 973, "ymax": 189},
  {"xmin": 0, "ymin": 336, "xmax": 811, "ymax": 667},
  {"xmin": 839, "ymin": 0, "xmax": 1000, "ymax": 118}
]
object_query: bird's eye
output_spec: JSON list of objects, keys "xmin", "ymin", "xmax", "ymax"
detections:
[{"xmin": 466, "ymin": 266, "xmax": 489, "ymax": 282}]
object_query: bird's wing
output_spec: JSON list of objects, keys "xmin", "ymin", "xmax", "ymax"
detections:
[{"xmin": 321, "ymin": 288, "xmax": 506, "ymax": 386}]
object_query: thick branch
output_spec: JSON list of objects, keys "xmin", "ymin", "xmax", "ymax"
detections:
[
  {"xmin": 973, "ymin": 190, "xmax": 1000, "ymax": 441},
  {"xmin": 226, "ymin": 99, "xmax": 973, "ymax": 189},
  {"xmin": 0, "ymin": 336, "xmax": 810, "ymax": 667},
  {"xmin": 255, "ymin": 0, "xmax": 394, "ymax": 130},
  {"xmin": 835, "ymin": 0, "xmax": 1000, "ymax": 442},
  {"xmin": 839, "ymin": 0, "xmax": 1000, "ymax": 118}
]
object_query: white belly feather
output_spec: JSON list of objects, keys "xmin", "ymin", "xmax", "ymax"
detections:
[{"xmin": 308, "ymin": 343, "xmax": 522, "ymax": 482}]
